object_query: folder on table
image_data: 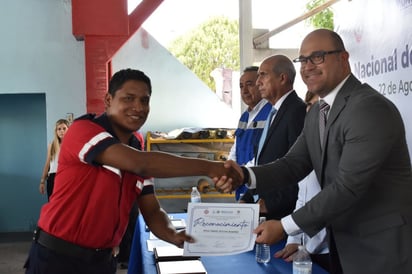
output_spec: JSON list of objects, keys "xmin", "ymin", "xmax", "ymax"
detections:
[
  {"xmin": 154, "ymin": 246, "xmax": 200, "ymax": 262},
  {"xmin": 156, "ymin": 259, "xmax": 207, "ymax": 274}
]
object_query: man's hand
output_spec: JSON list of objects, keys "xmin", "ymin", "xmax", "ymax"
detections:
[
  {"xmin": 212, "ymin": 160, "xmax": 244, "ymax": 193},
  {"xmin": 254, "ymin": 219, "xmax": 286, "ymax": 245},
  {"xmin": 139, "ymin": 194, "xmax": 195, "ymax": 249},
  {"xmin": 274, "ymin": 243, "xmax": 299, "ymax": 262},
  {"xmin": 168, "ymin": 230, "xmax": 195, "ymax": 249}
]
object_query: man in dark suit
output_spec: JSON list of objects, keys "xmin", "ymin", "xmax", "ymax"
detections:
[
  {"xmin": 215, "ymin": 29, "xmax": 412, "ymax": 273},
  {"xmin": 240, "ymin": 55, "xmax": 306, "ymax": 221}
]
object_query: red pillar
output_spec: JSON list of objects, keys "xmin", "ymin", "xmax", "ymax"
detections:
[{"xmin": 71, "ymin": 0, "xmax": 163, "ymax": 113}]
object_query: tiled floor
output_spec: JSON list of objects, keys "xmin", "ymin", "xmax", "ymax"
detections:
[
  {"xmin": 0, "ymin": 238, "xmax": 128, "ymax": 274},
  {"xmin": 0, "ymin": 241, "xmax": 30, "ymax": 274}
]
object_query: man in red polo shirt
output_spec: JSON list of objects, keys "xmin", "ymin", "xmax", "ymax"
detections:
[{"xmin": 24, "ymin": 69, "xmax": 241, "ymax": 274}]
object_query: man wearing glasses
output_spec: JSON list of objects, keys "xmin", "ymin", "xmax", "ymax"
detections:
[{"xmin": 215, "ymin": 29, "xmax": 412, "ymax": 274}]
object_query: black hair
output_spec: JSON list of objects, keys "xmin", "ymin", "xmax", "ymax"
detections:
[
  {"xmin": 243, "ymin": 66, "xmax": 259, "ymax": 73},
  {"xmin": 108, "ymin": 69, "xmax": 152, "ymax": 96}
]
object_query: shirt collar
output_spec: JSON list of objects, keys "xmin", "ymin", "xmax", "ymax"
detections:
[
  {"xmin": 94, "ymin": 113, "xmax": 139, "ymax": 148},
  {"xmin": 248, "ymin": 99, "xmax": 268, "ymax": 114},
  {"xmin": 319, "ymin": 75, "xmax": 350, "ymax": 108},
  {"xmin": 274, "ymin": 89, "xmax": 294, "ymax": 110}
]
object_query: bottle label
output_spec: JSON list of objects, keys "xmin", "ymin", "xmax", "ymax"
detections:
[
  {"xmin": 293, "ymin": 262, "xmax": 312, "ymax": 274},
  {"xmin": 255, "ymin": 244, "xmax": 270, "ymax": 263},
  {"xmin": 191, "ymin": 197, "xmax": 201, "ymax": 203}
]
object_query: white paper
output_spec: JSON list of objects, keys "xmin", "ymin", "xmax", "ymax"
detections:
[
  {"xmin": 156, "ymin": 260, "xmax": 207, "ymax": 274},
  {"xmin": 183, "ymin": 203, "xmax": 259, "ymax": 256},
  {"xmin": 147, "ymin": 238, "xmax": 175, "ymax": 252},
  {"xmin": 146, "ymin": 219, "xmax": 186, "ymax": 251},
  {"xmin": 171, "ymin": 219, "xmax": 186, "ymax": 229}
]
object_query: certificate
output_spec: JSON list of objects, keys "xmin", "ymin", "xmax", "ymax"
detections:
[{"xmin": 183, "ymin": 203, "xmax": 259, "ymax": 256}]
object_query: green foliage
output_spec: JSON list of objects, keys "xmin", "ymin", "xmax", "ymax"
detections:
[
  {"xmin": 306, "ymin": 0, "xmax": 334, "ymax": 30},
  {"xmin": 168, "ymin": 16, "xmax": 240, "ymax": 91}
]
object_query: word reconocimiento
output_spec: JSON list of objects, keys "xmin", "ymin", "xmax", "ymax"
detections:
[{"xmin": 193, "ymin": 217, "xmax": 249, "ymax": 231}]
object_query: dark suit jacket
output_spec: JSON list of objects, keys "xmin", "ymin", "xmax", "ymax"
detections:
[
  {"xmin": 252, "ymin": 75, "xmax": 412, "ymax": 273},
  {"xmin": 242, "ymin": 90, "xmax": 306, "ymax": 220}
]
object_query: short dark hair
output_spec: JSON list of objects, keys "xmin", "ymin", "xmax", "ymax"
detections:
[
  {"xmin": 243, "ymin": 66, "xmax": 259, "ymax": 73},
  {"xmin": 108, "ymin": 69, "xmax": 152, "ymax": 96}
]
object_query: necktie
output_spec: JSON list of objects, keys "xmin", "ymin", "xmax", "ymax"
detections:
[
  {"xmin": 257, "ymin": 107, "xmax": 277, "ymax": 158},
  {"xmin": 319, "ymin": 100, "xmax": 330, "ymax": 149}
]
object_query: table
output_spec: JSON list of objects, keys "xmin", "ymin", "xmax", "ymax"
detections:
[{"xmin": 129, "ymin": 213, "xmax": 329, "ymax": 274}]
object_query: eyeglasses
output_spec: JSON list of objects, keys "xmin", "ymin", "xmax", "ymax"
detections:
[{"xmin": 293, "ymin": 50, "xmax": 343, "ymax": 65}]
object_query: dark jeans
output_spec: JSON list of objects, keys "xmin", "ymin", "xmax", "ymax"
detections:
[
  {"xmin": 46, "ymin": 173, "xmax": 56, "ymax": 201},
  {"xmin": 24, "ymin": 242, "xmax": 117, "ymax": 274}
]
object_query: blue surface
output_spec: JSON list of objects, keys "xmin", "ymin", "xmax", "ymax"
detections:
[{"xmin": 129, "ymin": 213, "xmax": 329, "ymax": 274}]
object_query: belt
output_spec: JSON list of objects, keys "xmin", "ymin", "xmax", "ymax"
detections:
[{"xmin": 34, "ymin": 228, "xmax": 114, "ymax": 262}]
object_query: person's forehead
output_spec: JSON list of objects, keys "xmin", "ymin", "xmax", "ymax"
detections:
[
  {"xmin": 299, "ymin": 34, "xmax": 333, "ymax": 54},
  {"xmin": 258, "ymin": 60, "xmax": 273, "ymax": 72},
  {"xmin": 240, "ymin": 71, "xmax": 257, "ymax": 81},
  {"xmin": 119, "ymin": 80, "xmax": 150, "ymax": 94}
]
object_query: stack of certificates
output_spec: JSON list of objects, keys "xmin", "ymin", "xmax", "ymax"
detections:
[
  {"xmin": 154, "ymin": 246, "xmax": 199, "ymax": 262},
  {"xmin": 155, "ymin": 259, "xmax": 207, "ymax": 274},
  {"xmin": 154, "ymin": 246, "xmax": 206, "ymax": 274},
  {"xmin": 148, "ymin": 217, "xmax": 207, "ymax": 273}
]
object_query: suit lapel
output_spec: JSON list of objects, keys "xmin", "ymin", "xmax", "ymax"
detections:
[
  {"xmin": 263, "ymin": 91, "xmax": 296, "ymax": 147},
  {"xmin": 323, "ymin": 75, "xmax": 360, "ymax": 149},
  {"xmin": 320, "ymin": 74, "xmax": 361, "ymax": 185},
  {"xmin": 266, "ymin": 103, "xmax": 284, "ymax": 136}
]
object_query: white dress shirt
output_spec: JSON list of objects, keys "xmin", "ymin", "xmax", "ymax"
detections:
[{"xmin": 285, "ymin": 171, "xmax": 329, "ymax": 254}]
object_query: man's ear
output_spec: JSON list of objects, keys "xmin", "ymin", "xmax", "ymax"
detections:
[
  {"xmin": 104, "ymin": 93, "xmax": 111, "ymax": 108},
  {"xmin": 280, "ymin": 73, "xmax": 288, "ymax": 85}
]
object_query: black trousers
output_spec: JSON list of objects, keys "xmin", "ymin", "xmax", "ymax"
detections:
[
  {"xmin": 24, "ymin": 242, "xmax": 117, "ymax": 274},
  {"xmin": 46, "ymin": 173, "xmax": 56, "ymax": 201},
  {"xmin": 328, "ymin": 229, "xmax": 343, "ymax": 274}
]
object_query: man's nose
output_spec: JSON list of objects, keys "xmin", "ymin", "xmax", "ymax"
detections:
[{"xmin": 131, "ymin": 101, "xmax": 144, "ymax": 111}]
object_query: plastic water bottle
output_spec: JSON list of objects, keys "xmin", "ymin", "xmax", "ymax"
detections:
[
  {"xmin": 255, "ymin": 217, "xmax": 270, "ymax": 263},
  {"xmin": 190, "ymin": 186, "xmax": 201, "ymax": 203},
  {"xmin": 293, "ymin": 245, "xmax": 312, "ymax": 274}
]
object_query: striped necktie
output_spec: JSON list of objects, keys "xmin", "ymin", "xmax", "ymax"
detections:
[
  {"xmin": 319, "ymin": 100, "xmax": 330, "ymax": 149},
  {"xmin": 257, "ymin": 107, "xmax": 277, "ymax": 158}
]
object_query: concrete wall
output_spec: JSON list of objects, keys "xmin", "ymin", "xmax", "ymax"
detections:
[
  {"xmin": 0, "ymin": 0, "xmax": 238, "ymax": 232},
  {"xmin": 1, "ymin": 0, "xmax": 86, "ymax": 138},
  {"xmin": 0, "ymin": 0, "xmax": 85, "ymax": 232}
]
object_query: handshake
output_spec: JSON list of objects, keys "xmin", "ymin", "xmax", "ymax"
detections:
[{"xmin": 208, "ymin": 160, "xmax": 245, "ymax": 193}]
